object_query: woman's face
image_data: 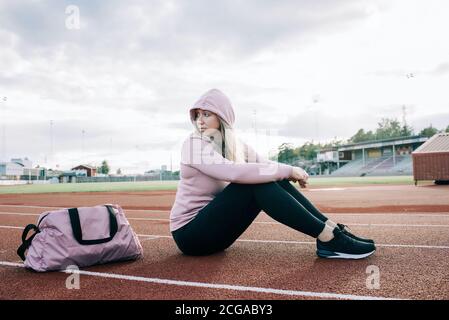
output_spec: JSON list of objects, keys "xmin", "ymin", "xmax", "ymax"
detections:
[{"xmin": 193, "ymin": 108, "xmax": 220, "ymax": 134}]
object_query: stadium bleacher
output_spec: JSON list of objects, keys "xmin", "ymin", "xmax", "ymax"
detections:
[{"xmin": 331, "ymin": 155, "xmax": 412, "ymax": 176}]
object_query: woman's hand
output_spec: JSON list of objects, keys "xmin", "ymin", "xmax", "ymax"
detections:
[
  {"xmin": 289, "ymin": 166, "xmax": 309, "ymax": 183},
  {"xmin": 288, "ymin": 166, "xmax": 309, "ymax": 188},
  {"xmin": 297, "ymin": 179, "xmax": 307, "ymax": 188}
]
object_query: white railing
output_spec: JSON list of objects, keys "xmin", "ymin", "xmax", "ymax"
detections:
[{"xmin": 0, "ymin": 180, "xmax": 51, "ymax": 186}]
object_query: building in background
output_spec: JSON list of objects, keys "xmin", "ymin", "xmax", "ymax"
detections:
[
  {"xmin": 317, "ymin": 136, "xmax": 429, "ymax": 176},
  {"xmin": 0, "ymin": 157, "xmax": 32, "ymax": 179},
  {"xmin": 11, "ymin": 158, "xmax": 32, "ymax": 168},
  {"xmin": 71, "ymin": 165, "xmax": 97, "ymax": 177},
  {"xmin": 0, "ymin": 162, "xmax": 24, "ymax": 178},
  {"xmin": 316, "ymin": 147, "xmax": 339, "ymax": 175},
  {"xmin": 412, "ymin": 133, "xmax": 449, "ymax": 185}
]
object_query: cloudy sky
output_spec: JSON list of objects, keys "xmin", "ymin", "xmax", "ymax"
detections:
[{"xmin": 1, "ymin": 0, "xmax": 448, "ymax": 173}]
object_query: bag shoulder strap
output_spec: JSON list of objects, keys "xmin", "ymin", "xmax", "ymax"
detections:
[
  {"xmin": 68, "ymin": 205, "xmax": 118, "ymax": 245},
  {"xmin": 17, "ymin": 224, "xmax": 40, "ymax": 261}
]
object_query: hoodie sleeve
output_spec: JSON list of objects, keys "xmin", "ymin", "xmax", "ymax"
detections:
[{"xmin": 181, "ymin": 137, "xmax": 293, "ymax": 184}]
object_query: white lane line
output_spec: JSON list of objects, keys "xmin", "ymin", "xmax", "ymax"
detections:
[
  {"xmin": 0, "ymin": 205, "xmax": 65, "ymax": 209},
  {"xmin": 0, "ymin": 212, "xmax": 169, "ymax": 223},
  {"xmin": 62, "ymin": 218, "xmax": 449, "ymax": 228},
  {"xmin": 309, "ymin": 188, "xmax": 346, "ymax": 191},
  {"xmin": 0, "ymin": 225, "xmax": 26, "ymax": 230},
  {"xmin": 0, "ymin": 212, "xmax": 40, "ymax": 216},
  {"xmin": 329, "ymin": 213, "xmax": 449, "ymax": 217},
  {"xmin": 346, "ymin": 223, "xmax": 449, "ymax": 228},
  {"xmin": 125, "ymin": 217, "xmax": 169, "ymax": 222},
  {"xmin": 0, "ymin": 205, "xmax": 169, "ymax": 213},
  {"xmin": 2, "ymin": 225, "xmax": 448, "ymax": 250},
  {"xmin": 137, "ymin": 234, "xmax": 169, "ymax": 238},
  {"xmin": 0, "ymin": 212, "xmax": 172, "ymax": 223},
  {"xmin": 237, "ymin": 239, "xmax": 449, "ymax": 250},
  {"xmin": 134, "ymin": 212, "xmax": 449, "ymax": 217},
  {"xmin": 1, "ymin": 205, "xmax": 448, "ymax": 217},
  {"xmin": 139, "ymin": 236, "xmax": 163, "ymax": 242},
  {"xmin": 1, "ymin": 212, "xmax": 449, "ymax": 228},
  {"xmin": 0, "ymin": 261, "xmax": 401, "ymax": 300}
]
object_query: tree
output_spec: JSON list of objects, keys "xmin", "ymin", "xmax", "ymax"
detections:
[
  {"xmin": 298, "ymin": 142, "xmax": 319, "ymax": 161},
  {"xmin": 419, "ymin": 125, "xmax": 439, "ymax": 138},
  {"xmin": 277, "ymin": 143, "xmax": 298, "ymax": 164},
  {"xmin": 446, "ymin": 125, "xmax": 449, "ymax": 133},
  {"xmin": 349, "ymin": 129, "xmax": 376, "ymax": 143},
  {"xmin": 97, "ymin": 160, "xmax": 110, "ymax": 174},
  {"xmin": 116, "ymin": 168, "xmax": 122, "ymax": 175},
  {"xmin": 324, "ymin": 137, "xmax": 346, "ymax": 148},
  {"xmin": 375, "ymin": 118, "xmax": 403, "ymax": 140},
  {"xmin": 348, "ymin": 118, "xmax": 414, "ymax": 144},
  {"xmin": 400, "ymin": 124, "xmax": 414, "ymax": 137},
  {"xmin": 275, "ymin": 140, "xmax": 345, "ymax": 164}
]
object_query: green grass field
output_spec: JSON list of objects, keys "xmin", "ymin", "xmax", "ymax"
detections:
[
  {"xmin": 308, "ymin": 175, "xmax": 418, "ymax": 186},
  {"xmin": 0, "ymin": 176, "xmax": 425, "ymax": 194},
  {"xmin": 0, "ymin": 181, "xmax": 179, "ymax": 194}
]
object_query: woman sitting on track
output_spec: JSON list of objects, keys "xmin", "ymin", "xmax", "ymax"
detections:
[{"xmin": 170, "ymin": 89, "xmax": 376, "ymax": 259}]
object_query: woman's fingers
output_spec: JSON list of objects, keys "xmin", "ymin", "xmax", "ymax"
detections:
[
  {"xmin": 290, "ymin": 167, "xmax": 309, "ymax": 183},
  {"xmin": 297, "ymin": 167, "xmax": 308, "ymax": 181},
  {"xmin": 299, "ymin": 180, "xmax": 307, "ymax": 188}
]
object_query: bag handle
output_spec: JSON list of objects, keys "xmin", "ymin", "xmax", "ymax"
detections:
[
  {"xmin": 68, "ymin": 205, "xmax": 118, "ymax": 245},
  {"xmin": 17, "ymin": 224, "xmax": 40, "ymax": 261}
]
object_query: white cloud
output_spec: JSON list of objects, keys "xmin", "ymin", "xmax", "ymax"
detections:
[{"xmin": 1, "ymin": 0, "xmax": 449, "ymax": 173}]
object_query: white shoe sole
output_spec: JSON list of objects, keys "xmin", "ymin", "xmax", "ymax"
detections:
[{"xmin": 317, "ymin": 249, "xmax": 376, "ymax": 260}]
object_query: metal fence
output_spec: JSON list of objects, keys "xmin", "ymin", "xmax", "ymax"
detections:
[
  {"xmin": 14, "ymin": 173, "xmax": 180, "ymax": 183},
  {"xmin": 74, "ymin": 174, "xmax": 179, "ymax": 183}
]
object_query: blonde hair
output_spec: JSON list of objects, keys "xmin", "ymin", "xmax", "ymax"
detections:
[{"xmin": 193, "ymin": 117, "xmax": 247, "ymax": 163}]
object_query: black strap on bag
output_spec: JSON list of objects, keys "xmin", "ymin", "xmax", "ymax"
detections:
[
  {"xmin": 17, "ymin": 224, "xmax": 40, "ymax": 261},
  {"xmin": 68, "ymin": 205, "xmax": 118, "ymax": 245}
]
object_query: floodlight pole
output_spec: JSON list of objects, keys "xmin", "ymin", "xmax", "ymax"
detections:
[
  {"xmin": 82, "ymin": 129, "xmax": 85, "ymax": 164},
  {"xmin": 1, "ymin": 96, "xmax": 7, "ymax": 162}
]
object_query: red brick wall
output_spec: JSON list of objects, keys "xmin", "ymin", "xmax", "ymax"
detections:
[{"xmin": 412, "ymin": 152, "xmax": 449, "ymax": 181}]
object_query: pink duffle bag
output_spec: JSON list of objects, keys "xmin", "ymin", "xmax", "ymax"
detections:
[{"xmin": 17, "ymin": 204, "xmax": 143, "ymax": 272}]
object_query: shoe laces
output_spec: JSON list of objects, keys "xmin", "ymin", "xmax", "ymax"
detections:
[
  {"xmin": 334, "ymin": 228, "xmax": 357, "ymax": 246},
  {"xmin": 340, "ymin": 223, "xmax": 353, "ymax": 234}
]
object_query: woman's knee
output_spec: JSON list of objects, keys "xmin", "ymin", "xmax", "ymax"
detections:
[
  {"xmin": 252, "ymin": 180, "xmax": 283, "ymax": 190},
  {"xmin": 172, "ymin": 232, "xmax": 224, "ymax": 256},
  {"xmin": 226, "ymin": 182, "xmax": 259, "ymax": 196},
  {"xmin": 173, "ymin": 239, "xmax": 205, "ymax": 256}
]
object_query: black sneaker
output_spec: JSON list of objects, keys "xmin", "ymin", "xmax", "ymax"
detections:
[
  {"xmin": 316, "ymin": 228, "xmax": 376, "ymax": 259},
  {"xmin": 337, "ymin": 223, "xmax": 375, "ymax": 244}
]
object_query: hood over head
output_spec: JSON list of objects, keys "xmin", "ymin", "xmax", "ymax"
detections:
[
  {"xmin": 189, "ymin": 89, "xmax": 235, "ymax": 128},
  {"xmin": 188, "ymin": 88, "xmax": 247, "ymax": 163}
]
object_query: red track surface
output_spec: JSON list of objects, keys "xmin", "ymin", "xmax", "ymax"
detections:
[{"xmin": 0, "ymin": 183, "xmax": 448, "ymax": 300}]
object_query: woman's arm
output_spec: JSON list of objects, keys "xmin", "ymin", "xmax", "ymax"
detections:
[
  {"xmin": 242, "ymin": 139, "xmax": 309, "ymax": 186},
  {"xmin": 181, "ymin": 137, "xmax": 293, "ymax": 184}
]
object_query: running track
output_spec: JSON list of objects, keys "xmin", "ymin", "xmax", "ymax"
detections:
[{"xmin": 0, "ymin": 185, "xmax": 448, "ymax": 300}]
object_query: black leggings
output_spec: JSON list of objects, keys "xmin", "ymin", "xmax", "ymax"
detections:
[{"xmin": 172, "ymin": 179, "xmax": 330, "ymax": 256}]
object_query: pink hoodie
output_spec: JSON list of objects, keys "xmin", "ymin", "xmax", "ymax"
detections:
[{"xmin": 169, "ymin": 89, "xmax": 293, "ymax": 232}]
